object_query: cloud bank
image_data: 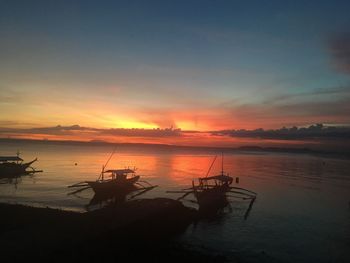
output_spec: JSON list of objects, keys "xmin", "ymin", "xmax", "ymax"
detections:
[
  {"xmin": 211, "ymin": 123, "xmax": 350, "ymax": 140},
  {"xmin": 1, "ymin": 124, "xmax": 350, "ymax": 142}
]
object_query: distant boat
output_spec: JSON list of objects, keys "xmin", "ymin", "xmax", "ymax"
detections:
[{"xmin": 0, "ymin": 155, "xmax": 38, "ymax": 177}]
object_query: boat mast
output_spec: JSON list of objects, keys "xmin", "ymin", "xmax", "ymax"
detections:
[
  {"xmin": 99, "ymin": 147, "xmax": 116, "ymax": 181},
  {"xmin": 205, "ymin": 155, "xmax": 217, "ymax": 178}
]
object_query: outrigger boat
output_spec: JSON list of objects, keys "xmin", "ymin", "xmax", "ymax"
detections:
[
  {"xmin": 0, "ymin": 153, "xmax": 39, "ymax": 177},
  {"xmin": 87, "ymin": 168, "xmax": 141, "ymax": 194},
  {"xmin": 168, "ymin": 154, "xmax": 257, "ymax": 217},
  {"xmin": 87, "ymin": 177, "xmax": 157, "ymax": 209},
  {"xmin": 68, "ymin": 149, "xmax": 157, "ymax": 198}
]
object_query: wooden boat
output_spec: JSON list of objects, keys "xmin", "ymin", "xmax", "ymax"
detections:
[
  {"xmin": 193, "ymin": 177, "xmax": 231, "ymax": 210},
  {"xmin": 68, "ymin": 149, "xmax": 157, "ymax": 198},
  {"xmin": 0, "ymin": 155, "xmax": 38, "ymax": 177},
  {"xmin": 87, "ymin": 168, "xmax": 140, "ymax": 194},
  {"xmin": 168, "ymin": 154, "xmax": 257, "ymax": 216}
]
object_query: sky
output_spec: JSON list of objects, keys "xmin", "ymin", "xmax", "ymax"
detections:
[{"xmin": 1, "ymin": 0, "xmax": 350, "ymax": 135}]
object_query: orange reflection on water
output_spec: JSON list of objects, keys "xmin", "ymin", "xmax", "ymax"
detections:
[{"xmin": 166, "ymin": 155, "xmax": 220, "ymax": 185}]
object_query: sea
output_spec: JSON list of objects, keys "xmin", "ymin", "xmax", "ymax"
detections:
[{"xmin": 0, "ymin": 139, "xmax": 349, "ymax": 263}]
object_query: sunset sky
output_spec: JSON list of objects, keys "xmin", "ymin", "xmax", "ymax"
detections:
[{"xmin": 1, "ymin": 1, "xmax": 350, "ymax": 135}]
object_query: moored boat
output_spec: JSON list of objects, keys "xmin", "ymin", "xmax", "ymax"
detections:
[
  {"xmin": 87, "ymin": 169, "xmax": 140, "ymax": 194},
  {"xmin": 0, "ymin": 155, "xmax": 38, "ymax": 177},
  {"xmin": 168, "ymin": 154, "xmax": 257, "ymax": 215},
  {"xmin": 68, "ymin": 149, "xmax": 157, "ymax": 198}
]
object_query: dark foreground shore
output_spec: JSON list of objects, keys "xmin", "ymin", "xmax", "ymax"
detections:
[{"xmin": 0, "ymin": 199, "xmax": 227, "ymax": 263}]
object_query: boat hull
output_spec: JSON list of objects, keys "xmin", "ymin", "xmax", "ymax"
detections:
[
  {"xmin": 87, "ymin": 175, "xmax": 140, "ymax": 194},
  {"xmin": 0, "ymin": 158, "xmax": 37, "ymax": 178},
  {"xmin": 0, "ymin": 163, "xmax": 27, "ymax": 177},
  {"xmin": 195, "ymin": 185, "xmax": 231, "ymax": 211}
]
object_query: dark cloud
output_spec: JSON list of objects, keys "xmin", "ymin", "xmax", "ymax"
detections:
[
  {"xmin": 100, "ymin": 128, "xmax": 183, "ymax": 138},
  {"xmin": 1, "ymin": 123, "xmax": 350, "ymax": 143},
  {"xmin": 0, "ymin": 125, "xmax": 184, "ymax": 138},
  {"xmin": 261, "ymin": 86, "xmax": 350, "ymax": 105},
  {"xmin": 329, "ymin": 33, "xmax": 350, "ymax": 74},
  {"xmin": 212, "ymin": 124, "xmax": 350, "ymax": 140}
]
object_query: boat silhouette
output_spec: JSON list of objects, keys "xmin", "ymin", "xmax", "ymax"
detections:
[
  {"xmin": 0, "ymin": 152, "xmax": 40, "ymax": 178},
  {"xmin": 168, "ymin": 154, "xmax": 257, "ymax": 218},
  {"xmin": 68, "ymin": 149, "xmax": 157, "ymax": 198}
]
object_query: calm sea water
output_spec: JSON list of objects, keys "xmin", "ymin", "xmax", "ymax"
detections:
[{"xmin": 1, "ymin": 140, "xmax": 349, "ymax": 262}]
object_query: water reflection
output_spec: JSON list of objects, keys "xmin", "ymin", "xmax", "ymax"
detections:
[
  {"xmin": 86, "ymin": 185, "xmax": 157, "ymax": 210},
  {"xmin": 167, "ymin": 155, "xmax": 213, "ymax": 184},
  {"xmin": 0, "ymin": 174, "xmax": 27, "ymax": 186},
  {"xmin": 0, "ymin": 170, "xmax": 40, "ymax": 188},
  {"xmin": 197, "ymin": 194, "xmax": 231, "ymax": 219},
  {"xmin": 1, "ymin": 144, "xmax": 349, "ymax": 210},
  {"xmin": 86, "ymin": 187, "xmax": 134, "ymax": 209}
]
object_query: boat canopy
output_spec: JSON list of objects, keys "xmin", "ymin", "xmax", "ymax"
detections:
[
  {"xmin": 0, "ymin": 156, "xmax": 23, "ymax": 162},
  {"xmin": 104, "ymin": 169, "xmax": 135, "ymax": 175},
  {"xmin": 199, "ymin": 175, "xmax": 232, "ymax": 182}
]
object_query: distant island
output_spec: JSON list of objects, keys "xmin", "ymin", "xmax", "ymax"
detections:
[{"xmin": 1, "ymin": 136, "xmax": 349, "ymax": 159}]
